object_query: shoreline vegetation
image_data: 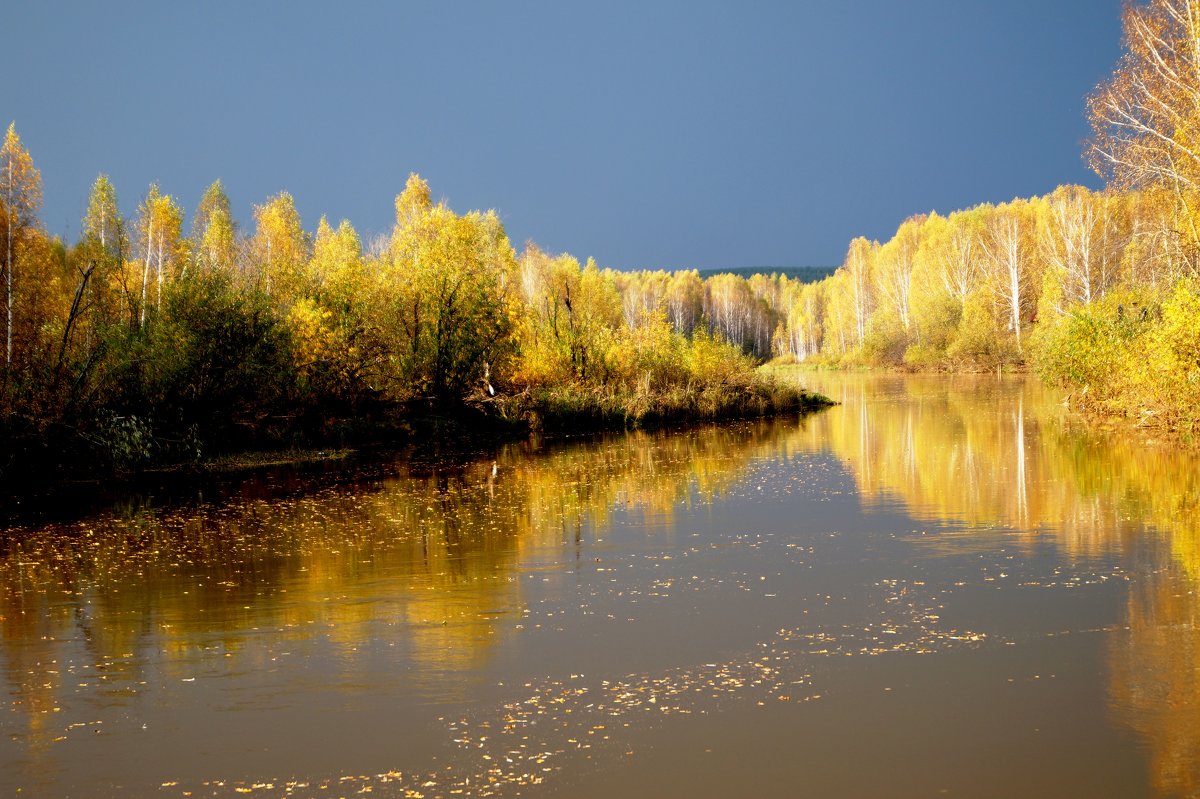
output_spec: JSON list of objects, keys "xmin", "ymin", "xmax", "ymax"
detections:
[
  {"xmin": 759, "ymin": 0, "xmax": 1200, "ymax": 443},
  {"xmin": 0, "ymin": 148, "xmax": 832, "ymax": 486}
]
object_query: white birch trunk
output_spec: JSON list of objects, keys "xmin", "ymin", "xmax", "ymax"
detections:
[{"xmin": 140, "ymin": 219, "xmax": 153, "ymax": 326}]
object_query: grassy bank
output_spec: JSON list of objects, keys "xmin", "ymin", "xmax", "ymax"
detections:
[
  {"xmin": 0, "ymin": 375, "xmax": 833, "ymax": 503},
  {"xmin": 496, "ymin": 377, "xmax": 833, "ymax": 433}
]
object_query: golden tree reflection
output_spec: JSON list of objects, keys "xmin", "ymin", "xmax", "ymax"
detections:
[
  {"xmin": 1111, "ymin": 571, "xmax": 1200, "ymax": 799},
  {"xmin": 798, "ymin": 372, "xmax": 1200, "ymax": 798},
  {"xmin": 0, "ymin": 419, "xmax": 811, "ymax": 751}
]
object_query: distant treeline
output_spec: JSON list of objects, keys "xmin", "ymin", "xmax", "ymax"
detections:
[
  {"xmin": 697, "ymin": 266, "xmax": 835, "ymax": 283},
  {"xmin": 766, "ymin": 185, "xmax": 1196, "ymax": 376}
]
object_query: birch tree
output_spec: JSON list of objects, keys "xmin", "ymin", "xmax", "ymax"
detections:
[
  {"xmin": 939, "ymin": 209, "xmax": 984, "ymax": 304},
  {"xmin": 844, "ymin": 237, "xmax": 875, "ymax": 348},
  {"xmin": 152, "ymin": 193, "xmax": 184, "ymax": 309},
  {"xmin": 191, "ymin": 180, "xmax": 235, "ymax": 274},
  {"xmin": 136, "ymin": 184, "xmax": 161, "ymax": 326},
  {"xmin": 1088, "ymin": 0, "xmax": 1200, "ymax": 263},
  {"xmin": 384, "ymin": 180, "xmax": 518, "ymax": 399},
  {"xmin": 665, "ymin": 269, "xmax": 703, "ymax": 336},
  {"xmin": 81, "ymin": 175, "xmax": 126, "ymax": 334},
  {"xmin": 1089, "ymin": 0, "xmax": 1200, "ymax": 192},
  {"xmin": 874, "ymin": 216, "xmax": 923, "ymax": 333},
  {"xmin": 1, "ymin": 124, "xmax": 42, "ymax": 368},
  {"xmin": 134, "ymin": 184, "xmax": 184, "ymax": 323},
  {"xmin": 251, "ymin": 192, "xmax": 308, "ymax": 300},
  {"xmin": 309, "ymin": 216, "xmax": 363, "ymax": 296},
  {"xmin": 83, "ymin": 175, "xmax": 123, "ymax": 260},
  {"xmin": 780, "ymin": 281, "xmax": 824, "ymax": 360},
  {"xmin": 1038, "ymin": 187, "xmax": 1102, "ymax": 310},
  {"xmin": 984, "ymin": 202, "xmax": 1030, "ymax": 352},
  {"xmin": 704, "ymin": 273, "xmax": 757, "ymax": 353}
]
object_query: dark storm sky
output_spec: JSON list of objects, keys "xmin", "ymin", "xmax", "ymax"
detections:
[{"xmin": 5, "ymin": 1, "xmax": 1123, "ymax": 269}]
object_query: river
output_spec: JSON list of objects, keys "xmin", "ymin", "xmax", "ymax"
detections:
[{"xmin": 2, "ymin": 373, "xmax": 1198, "ymax": 797}]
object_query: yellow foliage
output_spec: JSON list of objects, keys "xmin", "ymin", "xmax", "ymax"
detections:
[
  {"xmin": 286, "ymin": 296, "xmax": 334, "ymax": 372},
  {"xmin": 251, "ymin": 192, "xmax": 309, "ymax": 301},
  {"xmin": 1136, "ymin": 279, "xmax": 1200, "ymax": 430}
]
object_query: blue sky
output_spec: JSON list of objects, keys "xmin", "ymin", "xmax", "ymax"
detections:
[{"xmin": 5, "ymin": 1, "xmax": 1123, "ymax": 269}]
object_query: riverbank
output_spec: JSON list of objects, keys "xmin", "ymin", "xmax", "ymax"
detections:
[
  {"xmin": 0, "ymin": 380, "xmax": 833, "ymax": 519},
  {"xmin": 495, "ymin": 376, "xmax": 832, "ymax": 433}
]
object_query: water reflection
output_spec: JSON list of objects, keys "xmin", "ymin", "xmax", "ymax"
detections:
[
  {"xmin": 799, "ymin": 372, "xmax": 1200, "ymax": 798},
  {"xmin": 3, "ymin": 375, "xmax": 1200, "ymax": 796},
  {"xmin": 0, "ymin": 420, "xmax": 817, "ymax": 791}
]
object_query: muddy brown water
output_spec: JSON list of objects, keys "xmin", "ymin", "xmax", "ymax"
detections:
[{"xmin": 2, "ymin": 374, "xmax": 1197, "ymax": 798}]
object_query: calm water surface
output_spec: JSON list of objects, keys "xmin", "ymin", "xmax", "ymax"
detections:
[{"xmin": 3, "ymin": 374, "xmax": 1199, "ymax": 798}]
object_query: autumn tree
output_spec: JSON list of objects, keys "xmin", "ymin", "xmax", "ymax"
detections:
[
  {"xmin": 779, "ymin": 280, "xmax": 824, "ymax": 361},
  {"xmin": 936, "ymin": 209, "xmax": 985, "ymax": 305},
  {"xmin": 1089, "ymin": 0, "xmax": 1200, "ymax": 265},
  {"xmin": 250, "ymin": 191, "xmax": 308, "ymax": 300},
  {"xmin": 705, "ymin": 273, "xmax": 770, "ymax": 355},
  {"xmin": 665, "ymin": 269, "xmax": 704, "ymax": 336},
  {"xmin": 79, "ymin": 175, "xmax": 127, "ymax": 334},
  {"xmin": 134, "ymin": 184, "xmax": 160, "ymax": 325},
  {"xmin": 295, "ymin": 216, "xmax": 372, "ymax": 396},
  {"xmin": 844, "ymin": 237, "xmax": 876, "ymax": 348},
  {"xmin": 1089, "ymin": 2, "xmax": 1200, "ymax": 188},
  {"xmin": 514, "ymin": 246, "xmax": 622, "ymax": 384},
  {"xmin": 820, "ymin": 268, "xmax": 857, "ymax": 358},
  {"xmin": 1123, "ymin": 188, "xmax": 1187, "ymax": 285},
  {"xmin": 614, "ymin": 269, "xmax": 669, "ymax": 330},
  {"xmin": 133, "ymin": 184, "xmax": 185, "ymax": 324},
  {"xmin": 985, "ymin": 200, "xmax": 1033, "ymax": 353},
  {"xmin": 150, "ymin": 191, "xmax": 184, "ymax": 309},
  {"xmin": 873, "ymin": 215, "xmax": 923, "ymax": 352},
  {"xmin": 394, "ymin": 172, "xmax": 432, "ymax": 229},
  {"xmin": 1, "ymin": 124, "xmax": 43, "ymax": 369},
  {"xmin": 83, "ymin": 175, "xmax": 125, "ymax": 263},
  {"xmin": 747, "ymin": 273, "xmax": 785, "ymax": 356},
  {"xmin": 191, "ymin": 180, "xmax": 236, "ymax": 274},
  {"xmin": 382, "ymin": 176, "xmax": 517, "ymax": 400},
  {"xmin": 908, "ymin": 213, "xmax": 963, "ymax": 361},
  {"xmin": 308, "ymin": 216, "xmax": 363, "ymax": 295},
  {"xmin": 1036, "ymin": 187, "xmax": 1111, "ymax": 315}
]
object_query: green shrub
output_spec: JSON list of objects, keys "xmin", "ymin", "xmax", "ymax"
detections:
[{"xmin": 104, "ymin": 271, "xmax": 297, "ymax": 453}]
